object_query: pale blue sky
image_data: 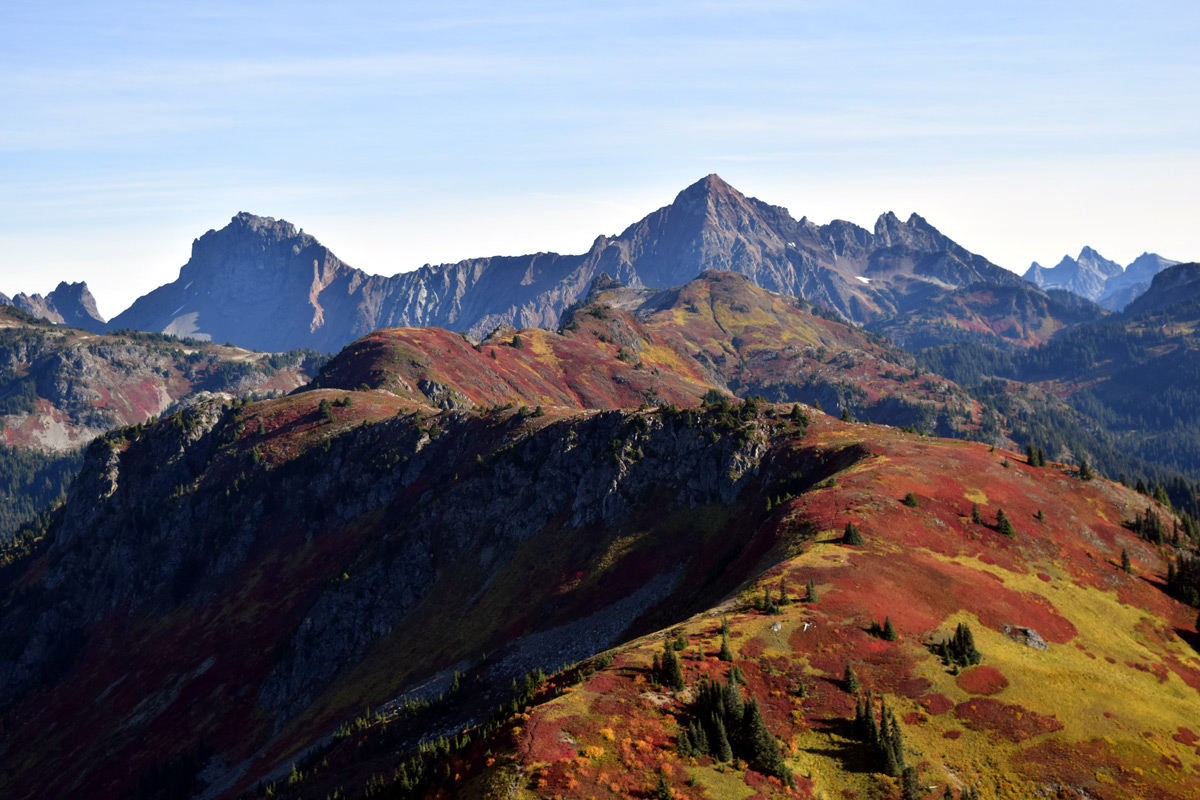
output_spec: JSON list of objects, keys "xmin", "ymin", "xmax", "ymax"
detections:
[{"xmin": 3, "ymin": 1, "xmax": 1198, "ymax": 317}]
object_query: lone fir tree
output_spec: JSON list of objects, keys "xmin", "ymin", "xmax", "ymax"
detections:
[
  {"xmin": 844, "ymin": 662, "xmax": 860, "ymax": 693},
  {"xmin": 843, "ymin": 521, "xmax": 865, "ymax": 545},
  {"xmin": 996, "ymin": 507, "xmax": 1015, "ymax": 537}
]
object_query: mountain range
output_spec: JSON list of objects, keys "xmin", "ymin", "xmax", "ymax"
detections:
[
  {"xmin": 9, "ymin": 176, "xmax": 1044, "ymax": 353},
  {"xmin": 1, "ymin": 178, "xmax": 1199, "ymax": 800},
  {"xmin": 5, "ymin": 177, "xmax": 1183, "ymax": 358},
  {"xmin": 1023, "ymin": 248, "xmax": 1179, "ymax": 310}
]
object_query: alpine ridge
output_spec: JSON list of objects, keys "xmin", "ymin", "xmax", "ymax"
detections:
[
  {"xmin": 105, "ymin": 176, "xmax": 1031, "ymax": 353},
  {"xmin": 2, "ymin": 281, "xmax": 106, "ymax": 333}
]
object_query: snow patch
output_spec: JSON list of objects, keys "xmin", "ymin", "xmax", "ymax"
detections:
[{"xmin": 855, "ymin": 276, "xmax": 872, "ymax": 284}]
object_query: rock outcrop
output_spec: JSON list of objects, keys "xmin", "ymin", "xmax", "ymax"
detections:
[{"xmin": 7, "ymin": 281, "xmax": 106, "ymax": 333}]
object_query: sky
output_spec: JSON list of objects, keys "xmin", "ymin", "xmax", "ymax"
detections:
[{"xmin": 2, "ymin": 1, "xmax": 1198, "ymax": 319}]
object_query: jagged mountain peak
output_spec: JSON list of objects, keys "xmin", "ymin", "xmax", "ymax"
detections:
[
  {"xmin": 1021, "ymin": 246, "xmax": 1122, "ymax": 302},
  {"xmin": 7, "ymin": 280, "xmax": 105, "ymax": 333}
]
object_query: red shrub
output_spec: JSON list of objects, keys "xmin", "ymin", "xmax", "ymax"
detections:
[{"xmin": 955, "ymin": 665, "xmax": 1009, "ymax": 696}]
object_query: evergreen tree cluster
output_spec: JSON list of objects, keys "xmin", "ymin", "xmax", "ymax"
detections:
[
  {"xmin": 868, "ymin": 616, "xmax": 898, "ymax": 641},
  {"xmin": 1128, "ymin": 506, "xmax": 1167, "ymax": 544},
  {"xmin": 753, "ymin": 584, "xmax": 781, "ymax": 614},
  {"xmin": 676, "ymin": 673, "xmax": 794, "ymax": 787},
  {"xmin": 1025, "ymin": 442, "xmax": 1047, "ymax": 467},
  {"xmin": 1167, "ymin": 552, "xmax": 1200, "ymax": 607},
  {"xmin": 0, "ymin": 445, "xmax": 82, "ymax": 542},
  {"xmin": 851, "ymin": 692, "xmax": 908, "ymax": 776},
  {"xmin": 938, "ymin": 623, "xmax": 982, "ymax": 668},
  {"xmin": 651, "ymin": 642, "xmax": 685, "ymax": 691}
]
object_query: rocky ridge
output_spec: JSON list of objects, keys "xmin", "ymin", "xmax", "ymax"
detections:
[{"xmin": 105, "ymin": 175, "xmax": 1032, "ymax": 352}]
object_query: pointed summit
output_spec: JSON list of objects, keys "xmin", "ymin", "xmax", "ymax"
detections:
[
  {"xmin": 9, "ymin": 281, "xmax": 105, "ymax": 333},
  {"xmin": 668, "ymin": 173, "xmax": 750, "ymax": 217}
]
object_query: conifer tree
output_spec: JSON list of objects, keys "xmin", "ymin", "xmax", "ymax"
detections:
[
  {"xmin": 944, "ymin": 783, "xmax": 955, "ymax": 800},
  {"xmin": 883, "ymin": 616, "xmax": 898, "ymax": 642},
  {"xmin": 1026, "ymin": 442, "xmax": 1036, "ymax": 464},
  {"xmin": 996, "ymin": 507, "xmax": 1015, "ymax": 537},
  {"xmin": 711, "ymin": 714, "xmax": 733, "ymax": 762},
  {"xmin": 1080, "ymin": 458, "xmax": 1094, "ymax": 480},
  {"xmin": 1121, "ymin": 548, "xmax": 1132, "ymax": 575},
  {"xmin": 971, "ymin": 502, "xmax": 982, "ymax": 524},
  {"xmin": 740, "ymin": 698, "xmax": 794, "ymax": 786},
  {"xmin": 841, "ymin": 407, "xmax": 853, "ymax": 422},
  {"xmin": 723, "ymin": 672, "xmax": 744, "ymax": 721},
  {"xmin": 843, "ymin": 521, "xmax": 865, "ymax": 545},
  {"xmin": 1036, "ymin": 508, "xmax": 1045, "ymax": 521},
  {"xmin": 844, "ymin": 662, "xmax": 860, "ymax": 694},
  {"xmin": 1036, "ymin": 446, "xmax": 1046, "ymax": 467},
  {"xmin": 902, "ymin": 492, "xmax": 919, "ymax": 507},
  {"xmin": 719, "ymin": 631, "xmax": 734, "ymax": 662},
  {"xmin": 689, "ymin": 719, "xmax": 709, "ymax": 755},
  {"xmin": 676, "ymin": 727, "xmax": 694, "ymax": 757},
  {"xmin": 655, "ymin": 772, "xmax": 674, "ymax": 800},
  {"xmin": 901, "ymin": 766, "xmax": 920, "ymax": 800},
  {"xmin": 661, "ymin": 644, "xmax": 685, "ymax": 690},
  {"xmin": 778, "ymin": 576, "xmax": 790, "ymax": 605},
  {"xmin": 854, "ymin": 694, "xmax": 867, "ymax": 739},
  {"xmin": 806, "ymin": 579, "xmax": 819, "ymax": 603}
]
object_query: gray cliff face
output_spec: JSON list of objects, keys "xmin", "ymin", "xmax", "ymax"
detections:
[
  {"xmin": 8, "ymin": 282, "xmax": 106, "ymax": 333},
  {"xmin": 105, "ymin": 176, "xmax": 1019, "ymax": 352}
]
